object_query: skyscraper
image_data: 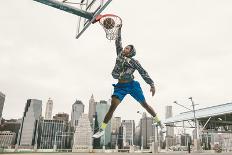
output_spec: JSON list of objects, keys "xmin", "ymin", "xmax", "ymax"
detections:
[
  {"xmin": 88, "ymin": 94, "xmax": 96, "ymax": 124},
  {"xmin": 71, "ymin": 100, "xmax": 84, "ymax": 128},
  {"xmin": 140, "ymin": 112, "xmax": 156, "ymax": 149},
  {"xmin": 39, "ymin": 119, "xmax": 69, "ymax": 149},
  {"xmin": 111, "ymin": 117, "xmax": 121, "ymax": 148},
  {"xmin": 121, "ymin": 120, "xmax": 135, "ymax": 147},
  {"xmin": 53, "ymin": 113, "xmax": 69, "ymax": 123},
  {"xmin": 165, "ymin": 106, "xmax": 175, "ymax": 149},
  {"xmin": 0, "ymin": 91, "xmax": 6, "ymax": 125},
  {"xmin": 17, "ymin": 99, "xmax": 42, "ymax": 149},
  {"xmin": 112, "ymin": 117, "xmax": 121, "ymax": 134},
  {"xmin": 72, "ymin": 114, "xmax": 92, "ymax": 151},
  {"xmin": 0, "ymin": 131, "xmax": 16, "ymax": 148},
  {"xmin": 45, "ymin": 98, "xmax": 53, "ymax": 120},
  {"xmin": 96, "ymin": 100, "xmax": 111, "ymax": 147},
  {"xmin": 0, "ymin": 119, "xmax": 21, "ymax": 145}
]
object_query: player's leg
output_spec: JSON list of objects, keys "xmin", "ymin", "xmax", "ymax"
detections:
[
  {"xmin": 93, "ymin": 84, "xmax": 127, "ymax": 138},
  {"xmin": 140, "ymin": 101, "xmax": 156, "ymax": 117},
  {"xmin": 103, "ymin": 96, "xmax": 121, "ymax": 124},
  {"xmin": 92, "ymin": 96, "xmax": 121, "ymax": 138},
  {"xmin": 140, "ymin": 101, "xmax": 164, "ymax": 127},
  {"xmin": 130, "ymin": 81, "xmax": 165, "ymax": 131}
]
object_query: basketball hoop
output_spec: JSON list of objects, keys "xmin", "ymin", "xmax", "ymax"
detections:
[{"xmin": 94, "ymin": 14, "xmax": 122, "ymax": 40}]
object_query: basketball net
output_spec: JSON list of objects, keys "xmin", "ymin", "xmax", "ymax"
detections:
[{"xmin": 95, "ymin": 14, "xmax": 122, "ymax": 40}]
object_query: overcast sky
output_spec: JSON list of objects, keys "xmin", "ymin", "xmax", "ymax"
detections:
[{"xmin": 1, "ymin": 0, "xmax": 232, "ymax": 125}]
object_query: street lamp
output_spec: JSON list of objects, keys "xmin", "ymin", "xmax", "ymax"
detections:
[
  {"xmin": 173, "ymin": 98, "xmax": 200, "ymax": 151},
  {"xmin": 188, "ymin": 97, "xmax": 199, "ymax": 140}
]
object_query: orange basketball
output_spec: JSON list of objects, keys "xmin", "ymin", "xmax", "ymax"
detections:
[{"xmin": 103, "ymin": 17, "xmax": 115, "ymax": 29}]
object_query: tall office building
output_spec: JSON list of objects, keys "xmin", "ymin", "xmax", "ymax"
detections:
[
  {"xmin": 0, "ymin": 131, "xmax": 16, "ymax": 148},
  {"xmin": 0, "ymin": 119, "xmax": 21, "ymax": 145},
  {"xmin": 39, "ymin": 119, "xmax": 69, "ymax": 149},
  {"xmin": 71, "ymin": 100, "xmax": 84, "ymax": 127},
  {"xmin": 165, "ymin": 106, "xmax": 175, "ymax": 149},
  {"xmin": 96, "ymin": 100, "xmax": 111, "ymax": 147},
  {"xmin": 112, "ymin": 117, "xmax": 121, "ymax": 134},
  {"xmin": 121, "ymin": 120, "xmax": 135, "ymax": 147},
  {"xmin": 72, "ymin": 114, "xmax": 92, "ymax": 150},
  {"xmin": 53, "ymin": 113, "xmax": 69, "ymax": 123},
  {"xmin": 17, "ymin": 99, "xmax": 42, "ymax": 149},
  {"xmin": 111, "ymin": 117, "xmax": 121, "ymax": 148},
  {"xmin": 88, "ymin": 94, "xmax": 96, "ymax": 124},
  {"xmin": 45, "ymin": 98, "xmax": 53, "ymax": 120},
  {"xmin": 0, "ymin": 92, "xmax": 5, "ymax": 125},
  {"xmin": 140, "ymin": 112, "xmax": 157, "ymax": 149},
  {"xmin": 134, "ymin": 125, "xmax": 141, "ymax": 146}
]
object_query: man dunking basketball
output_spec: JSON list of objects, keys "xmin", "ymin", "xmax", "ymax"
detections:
[{"xmin": 92, "ymin": 24, "xmax": 165, "ymax": 138}]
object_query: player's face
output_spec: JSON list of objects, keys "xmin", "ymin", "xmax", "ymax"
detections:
[{"xmin": 122, "ymin": 46, "xmax": 132, "ymax": 57}]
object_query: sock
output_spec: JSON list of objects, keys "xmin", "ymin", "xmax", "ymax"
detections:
[
  {"xmin": 101, "ymin": 122, "xmax": 107, "ymax": 129},
  {"xmin": 153, "ymin": 115, "xmax": 160, "ymax": 123}
]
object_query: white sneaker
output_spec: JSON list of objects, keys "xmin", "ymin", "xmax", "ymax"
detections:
[
  {"xmin": 92, "ymin": 129, "xmax": 105, "ymax": 138},
  {"xmin": 154, "ymin": 116, "xmax": 166, "ymax": 133}
]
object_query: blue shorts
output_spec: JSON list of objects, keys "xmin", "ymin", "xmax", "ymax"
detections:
[{"xmin": 112, "ymin": 80, "xmax": 145, "ymax": 103}]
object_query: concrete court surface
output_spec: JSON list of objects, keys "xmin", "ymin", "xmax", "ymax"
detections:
[{"xmin": 2, "ymin": 153, "xmax": 232, "ymax": 155}]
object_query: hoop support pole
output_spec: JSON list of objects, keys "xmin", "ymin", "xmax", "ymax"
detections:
[{"xmin": 34, "ymin": 0, "xmax": 93, "ymax": 19}]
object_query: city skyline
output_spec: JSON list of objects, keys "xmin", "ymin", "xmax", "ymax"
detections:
[{"xmin": 1, "ymin": 0, "xmax": 232, "ymax": 124}]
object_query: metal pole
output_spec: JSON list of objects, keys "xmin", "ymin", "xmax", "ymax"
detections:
[
  {"xmin": 189, "ymin": 97, "xmax": 198, "ymax": 139},
  {"xmin": 132, "ymin": 120, "xmax": 134, "ymax": 146},
  {"xmin": 141, "ymin": 135, "xmax": 143, "ymax": 151},
  {"xmin": 116, "ymin": 134, "xmax": 118, "ymax": 147},
  {"xmin": 146, "ymin": 115, "xmax": 147, "ymax": 149}
]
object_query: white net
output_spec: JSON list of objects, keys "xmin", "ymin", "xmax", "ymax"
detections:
[{"xmin": 99, "ymin": 15, "xmax": 122, "ymax": 40}]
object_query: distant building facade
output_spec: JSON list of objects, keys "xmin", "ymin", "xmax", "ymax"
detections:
[
  {"xmin": 121, "ymin": 120, "xmax": 135, "ymax": 147},
  {"xmin": 112, "ymin": 117, "xmax": 121, "ymax": 134},
  {"xmin": 53, "ymin": 113, "xmax": 69, "ymax": 123},
  {"xmin": 165, "ymin": 106, "xmax": 175, "ymax": 149},
  {"xmin": 140, "ymin": 112, "xmax": 156, "ymax": 149},
  {"xmin": 0, "ymin": 119, "xmax": 21, "ymax": 145},
  {"xmin": 0, "ymin": 92, "xmax": 6, "ymax": 125},
  {"xmin": 71, "ymin": 100, "xmax": 84, "ymax": 128},
  {"xmin": 111, "ymin": 117, "xmax": 121, "ymax": 148},
  {"xmin": 17, "ymin": 99, "xmax": 42, "ymax": 149},
  {"xmin": 45, "ymin": 98, "xmax": 53, "ymax": 120},
  {"xmin": 72, "ymin": 114, "xmax": 92, "ymax": 150},
  {"xmin": 88, "ymin": 94, "xmax": 96, "ymax": 124},
  {"xmin": 96, "ymin": 100, "xmax": 111, "ymax": 147},
  {"xmin": 39, "ymin": 119, "xmax": 69, "ymax": 149},
  {"xmin": 0, "ymin": 131, "xmax": 16, "ymax": 148}
]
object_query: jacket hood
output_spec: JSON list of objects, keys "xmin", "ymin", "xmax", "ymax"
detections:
[{"xmin": 127, "ymin": 44, "xmax": 136, "ymax": 57}]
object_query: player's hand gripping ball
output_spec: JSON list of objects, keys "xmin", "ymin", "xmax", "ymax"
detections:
[{"xmin": 103, "ymin": 17, "xmax": 115, "ymax": 29}]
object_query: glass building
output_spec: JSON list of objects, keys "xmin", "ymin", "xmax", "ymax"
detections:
[
  {"xmin": 17, "ymin": 99, "xmax": 42, "ymax": 148},
  {"xmin": 95, "ymin": 100, "xmax": 111, "ymax": 147},
  {"xmin": 39, "ymin": 119, "xmax": 69, "ymax": 149}
]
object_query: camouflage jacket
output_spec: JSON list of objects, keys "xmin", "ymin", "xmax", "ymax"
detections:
[{"xmin": 111, "ymin": 27, "xmax": 154, "ymax": 87}]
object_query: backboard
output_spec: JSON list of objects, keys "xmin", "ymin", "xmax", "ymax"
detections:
[
  {"xmin": 34, "ymin": 0, "xmax": 112, "ymax": 39},
  {"xmin": 75, "ymin": 0, "xmax": 112, "ymax": 39}
]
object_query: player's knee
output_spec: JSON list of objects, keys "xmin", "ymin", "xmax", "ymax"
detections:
[{"xmin": 111, "ymin": 96, "xmax": 121, "ymax": 104}]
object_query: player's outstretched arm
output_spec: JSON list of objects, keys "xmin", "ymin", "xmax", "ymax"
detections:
[
  {"xmin": 115, "ymin": 24, "xmax": 123, "ymax": 55},
  {"xmin": 132, "ymin": 60, "xmax": 155, "ymax": 96}
]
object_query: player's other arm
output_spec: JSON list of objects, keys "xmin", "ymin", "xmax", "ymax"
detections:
[
  {"xmin": 133, "ymin": 60, "xmax": 156, "ymax": 96},
  {"xmin": 115, "ymin": 26, "xmax": 123, "ymax": 55}
]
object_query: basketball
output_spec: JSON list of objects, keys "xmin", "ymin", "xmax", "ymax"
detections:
[{"xmin": 103, "ymin": 17, "xmax": 115, "ymax": 29}]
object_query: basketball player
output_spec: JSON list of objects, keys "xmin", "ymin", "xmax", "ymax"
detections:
[{"xmin": 93, "ymin": 24, "xmax": 165, "ymax": 138}]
